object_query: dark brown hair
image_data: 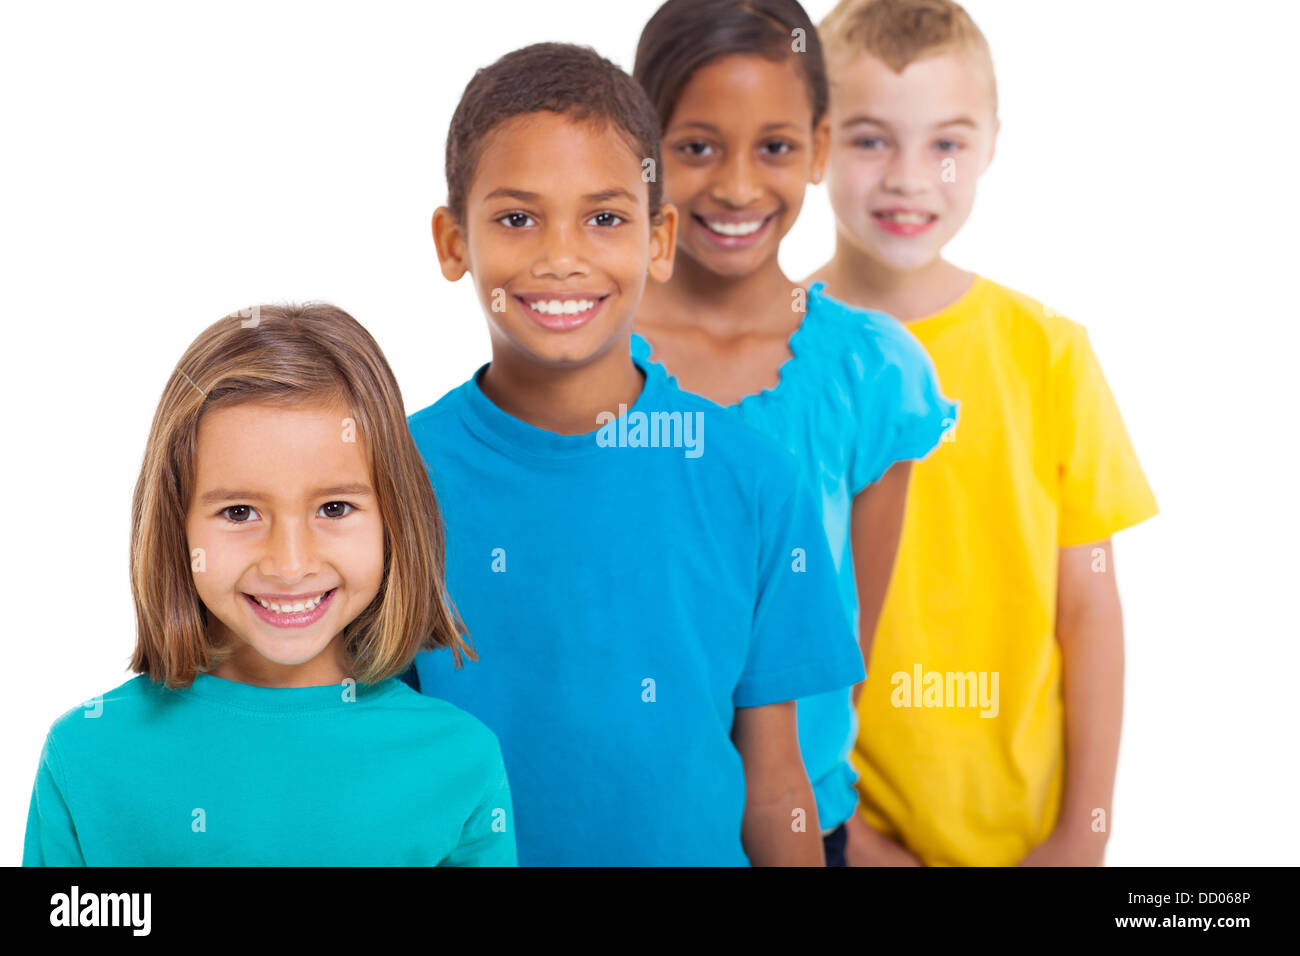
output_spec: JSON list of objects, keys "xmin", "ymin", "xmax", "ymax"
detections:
[
  {"xmin": 444, "ymin": 42, "xmax": 663, "ymax": 227},
  {"xmin": 130, "ymin": 303, "xmax": 472, "ymax": 689},
  {"xmin": 634, "ymin": 0, "xmax": 829, "ymax": 131}
]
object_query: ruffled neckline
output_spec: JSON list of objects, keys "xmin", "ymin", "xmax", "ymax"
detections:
[{"xmin": 630, "ymin": 281, "xmax": 836, "ymax": 412}]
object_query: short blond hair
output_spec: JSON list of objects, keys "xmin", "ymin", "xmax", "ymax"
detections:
[
  {"xmin": 820, "ymin": 0, "xmax": 997, "ymax": 114},
  {"xmin": 130, "ymin": 303, "xmax": 472, "ymax": 689}
]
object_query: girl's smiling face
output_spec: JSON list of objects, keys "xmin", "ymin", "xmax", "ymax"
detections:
[
  {"xmin": 662, "ymin": 53, "xmax": 829, "ymax": 279},
  {"xmin": 185, "ymin": 397, "xmax": 385, "ymax": 687}
]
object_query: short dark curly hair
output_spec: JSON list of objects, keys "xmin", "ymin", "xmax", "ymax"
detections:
[{"xmin": 444, "ymin": 42, "xmax": 664, "ymax": 228}]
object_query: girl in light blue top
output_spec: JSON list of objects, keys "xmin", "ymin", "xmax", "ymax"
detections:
[
  {"xmin": 632, "ymin": 0, "xmax": 958, "ymax": 864},
  {"xmin": 23, "ymin": 303, "xmax": 515, "ymax": 866}
]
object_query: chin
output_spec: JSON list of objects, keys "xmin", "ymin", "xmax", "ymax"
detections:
[
  {"xmin": 510, "ymin": 340, "xmax": 605, "ymax": 371},
  {"xmin": 883, "ymin": 248, "xmax": 943, "ymax": 273},
  {"xmin": 537, "ymin": 350, "xmax": 607, "ymax": 369},
  {"xmin": 250, "ymin": 645, "xmax": 334, "ymax": 669},
  {"xmin": 244, "ymin": 631, "xmax": 329, "ymax": 660},
  {"xmin": 684, "ymin": 247, "xmax": 769, "ymax": 280},
  {"xmin": 546, "ymin": 320, "xmax": 635, "ymax": 361},
  {"xmin": 848, "ymin": 235, "xmax": 940, "ymax": 274}
]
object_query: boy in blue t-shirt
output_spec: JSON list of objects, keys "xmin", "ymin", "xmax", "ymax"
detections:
[{"xmin": 407, "ymin": 42, "xmax": 864, "ymax": 866}]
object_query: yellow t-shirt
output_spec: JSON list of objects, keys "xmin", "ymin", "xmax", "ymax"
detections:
[{"xmin": 852, "ymin": 275, "xmax": 1158, "ymax": 866}]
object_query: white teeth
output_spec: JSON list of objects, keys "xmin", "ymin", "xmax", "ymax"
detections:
[
  {"xmin": 528, "ymin": 298, "xmax": 596, "ymax": 315},
  {"xmin": 704, "ymin": 218, "xmax": 765, "ymax": 236},
  {"xmin": 880, "ymin": 211, "xmax": 933, "ymax": 224},
  {"xmin": 255, "ymin": 591, "xmax": 327, "ymax": 614}
]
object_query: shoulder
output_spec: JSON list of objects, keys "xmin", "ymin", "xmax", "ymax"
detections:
[
  {"xmin": 43, "ymin": 675, "xmax": 170, "ymax": 754},
  {"xmin": 975, "ymin": 277, "xmax": 1091, "ymax": 360},
  {"xmin": 804, "ymin": 282, "xmax": 936, "ymax": 383},
  {"xmin": 803, "ymin": 283, "xmax": 952, "ymax": 423},
  {"xmin": 407, "ymin": 379, "xmax": 474, "ymax": 441},
  {"xmin": 376, "ymin": 680, "xmax": 505, "ymax": 762}
]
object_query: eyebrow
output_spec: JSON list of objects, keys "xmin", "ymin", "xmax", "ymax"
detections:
[
  {"xmin": 669, "ymin": 121, "xmax": 801, "ymax": 134},
  {"xmin": 841, "ymin": 114, "xmax": 978, "ymax": 130},
  {"xmin": 198, "ymin": 483, "xmax": 374, "ymax": 505},
  {"xmin": 483, "ymin": 187, "xmax": 639, "ymax": 204}
]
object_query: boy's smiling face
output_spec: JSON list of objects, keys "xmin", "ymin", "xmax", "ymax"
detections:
[
  {"xmin": 827, "ymin": 48, "xmax": 999, "ymax": 272},
  {"xmin": 662, "ymin": 53, "xmax": 829, "ymax": 279},
  {"xmin": 434, "ymin": 111, "xmax": 675, "ymax": 370},
  {"xmin": 185, "ymin": 398, "xmax": 385, "ymax": 687}
]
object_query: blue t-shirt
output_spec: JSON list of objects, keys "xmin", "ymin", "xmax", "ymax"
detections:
[
  {"xmin": 631, "ymin": 281, "xmax": 958, "ymax": 830},
  {"xmin": 409, "ymin": 354, "xmax": 863, "ymax": 866},
  {"xmin": 23, "ymin": 673, "xmax": 515, "ymax": 865}
]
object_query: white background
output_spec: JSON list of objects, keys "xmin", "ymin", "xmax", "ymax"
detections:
[{"xmin": 2, "ymin": 0, "xmax": 1296, "ymax": 865}]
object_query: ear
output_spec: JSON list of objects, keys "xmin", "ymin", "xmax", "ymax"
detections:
[
  {"xmin": 432, "ymin": 206, "xmax": 469, "ymax": 282},
  {"xmin": 647, "ymin": 202, "xmax": 678, "ymax": 284},
  {"xmin": 810, "ymin": 116, "xmax": 832, "ymax": 184}
]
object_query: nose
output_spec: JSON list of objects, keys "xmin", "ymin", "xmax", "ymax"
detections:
[
  {"xmin": 532, "ymin": 219, "xmax": 590, "ymax": 280},
  {"xmin": 710, "ymin": 151, "xmax": 764, "ymax": 208},
  {"xmin": 881, "ymin": 143, "xmax": 932, "ymax": 196},
  {"xmin": 258, "ymin": 516, "xmax": 318, "ymax": 585}
]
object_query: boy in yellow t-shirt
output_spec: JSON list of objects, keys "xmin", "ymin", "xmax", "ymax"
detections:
[{"xmin": 807, "ymin": 0, "xmax": 1158, "ymax": 866}]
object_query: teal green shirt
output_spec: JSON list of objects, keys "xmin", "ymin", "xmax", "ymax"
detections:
[{"xmin": 23, "ymin": 673, "xmax": 516, "ymax": 866}]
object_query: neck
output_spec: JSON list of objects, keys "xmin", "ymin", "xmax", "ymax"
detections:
[
  {"xmin": 644, "ymin": 248, "xmax": 797, "ymax": 335},
  {"xmin": 210, "ymin": 632, "xmax": 350, "ymax": 688},
  {"xmin": 480, "ymin": 336, "xmax": 645, "ymax": 435},
  {"xmin": 824, "ymin": 233, "xmax": 972, "ymax": 321}
]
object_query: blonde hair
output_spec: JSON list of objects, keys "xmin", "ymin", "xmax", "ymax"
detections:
[
  {"xmin": 129, "ymin": 303, "xmax": 472, "ymax": 689},
  {"xmin": 820, "ymin": 0, "xmax": 997, "ymax": 114}
]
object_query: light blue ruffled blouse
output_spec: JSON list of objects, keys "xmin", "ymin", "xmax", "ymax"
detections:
[{"xmin": 630, "ymin": 280, "xmax": 959, "ymax": 831}]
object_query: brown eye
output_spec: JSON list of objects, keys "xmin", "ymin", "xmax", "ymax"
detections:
[
  {"xmin": 320, "ymin": 501, "xmax": 354, "ymax": 519},
  {"xmin": 222, "ymin": 505, "xmax": 258, "ymax": 522}
]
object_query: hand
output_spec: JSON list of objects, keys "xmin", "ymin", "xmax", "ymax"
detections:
[
  {"xmin": 845, "ymin": 811, "xmax": 923, "ymax": 866},
  {"xmin": 1016, "ymin": 830, "xmax": 1106, "ymax": 867}
]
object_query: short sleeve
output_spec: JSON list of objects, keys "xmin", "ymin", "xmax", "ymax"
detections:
[
  {"xmin": 23, "ymin": 735, "xmax": 86, "ymax": 866},
  {"xmin": 735, "ymin": 464, "xmax": 865, "ymax": 708},
  {"xmin": 440, "ymin": 758, "xmax": 517, "ymax": 867},
  {"xmin": 1054, "ymin": 322, "xmax": 1158, "ymax": 546},
  {"xmin": 845, "ymin": 314, "xmax": 959, "ymax": 493}
]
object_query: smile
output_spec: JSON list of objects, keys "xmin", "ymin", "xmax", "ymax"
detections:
[
  {"xmin": 693, "ymin": 212, "xmax": 777, "ymax": 248},
  {"xmin": 242, "ymin": 587, "xmax": 337, "ymax": 627},
  {"xmin": 515, "ymin": 294, "xmax": 609, "ymax": 331},
  {"xmin": 701, "ymin": 217, "xmax": 768, "ymax": 236},
  {"xmin": 872, "ymin": 209, "xmax": 938, "ymax": 236},
  {"xmin": 249, "ymin": 590, "xmax": 330, "ymax": 613}
]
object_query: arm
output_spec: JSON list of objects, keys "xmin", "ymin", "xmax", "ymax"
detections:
[
  {"xmin": 23, "ymin": 737, "xmax": 87, "ymax": 866},
  {"xmin": 849, "ymin": 460, "xmax": 912, "ymax": 706},
  {"xmin": 1019, "ymin": 539, "xmax": 1123, "ymax": 866},
  {"xmin": 842, "ymin": 461, "xmax": 924, "ymax": 865},
  {"xmin": 733, "ymin": 701, "xmax": 825, "ymax": 866},
  {"xmin": 440, "ymin": 766, "xmax": 518, "ymax": 867}
]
